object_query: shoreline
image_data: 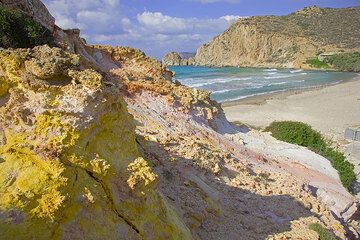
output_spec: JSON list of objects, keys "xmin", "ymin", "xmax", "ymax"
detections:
[
  {"xmin": 170, "ymin": 64, "xmax": 341, "ymax": 72},
  {"xmin": 223, "ymin": 74, "xmax": 360, "ymax": 141},
  {"xmin": 221, "ymin": 74, "xmax": 360, "ymax": 107}
]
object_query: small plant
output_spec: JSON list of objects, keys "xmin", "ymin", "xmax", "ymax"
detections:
[
  {"xmin": 306, "ymin": 58, "xmax": 330, "ymax": 69},
  {"xmin": 309, "ymin": 223, "xmax": 337, "ymax": 240},
  {"xmin": 265, "ymin": 121, "xmax": 355, "ymax": 191},
  {"xmin": 0, "ymin": 7, "xmax": 54, "ymax": 48}
]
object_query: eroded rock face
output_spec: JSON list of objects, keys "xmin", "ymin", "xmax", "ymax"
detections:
[
  {"xmin": 24, "ymin": 45, "xmax": 80, "ymax": 80},
  {"xmin": 95, "ymin": 46, "xmax": 224, "ymax": 131},
  {"xmin": 102, "ymin": 44, "xmax": 358, "ymax": 239},
  {"xmin": 0, "ymin": 46, "xmax": 193, "ymax": 239},
  {"xmin": 194, "ymin": 6, "xmax": 360, "ymax": 68},
  {"xmin": 0, "ymin": 0, "xmax": 55, "ymax": 30}
]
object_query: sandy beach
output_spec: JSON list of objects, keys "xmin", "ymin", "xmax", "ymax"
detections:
[{"xmin": 223, "ymin": 75, "xmax": 360, "ymax": 141}]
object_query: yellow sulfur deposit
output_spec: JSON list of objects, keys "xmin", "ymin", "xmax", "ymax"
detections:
[
  {"xmin": 127, "ymin": 157, "xmax": 158, "ymax": 192},
  {"xmin": 0, "ymin": 76, "xmax": 9, "ymax": 97},
  {"xmin": 0, "ymin": 46, "xmax": 193, "ymax": 240}
]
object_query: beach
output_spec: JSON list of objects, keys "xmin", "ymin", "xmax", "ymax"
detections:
[{"xmin": 223, "ymin": 75, "xmax": 360, "ymax": 141}]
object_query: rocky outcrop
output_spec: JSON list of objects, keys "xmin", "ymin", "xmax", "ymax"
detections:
[
  {"xmin": 162, "ymin": 51, "xmax": 196, "ymax": 66},
  {"xmin": 0, "ymin": 45, "xmax": 193, "ymax": 239},
  {"xmin": 0, "ymin": 1, "xmax": 359, "ymax": 239},
  {"xmin": 96, "ymin": 43, "xmax": 359, "ymax": 239},
  {"xmin": 0, "ymin": 0, "xmax": 55, "ymax": 30},
  {"xmin": 163, "ymin": 52, "xmax": 182, "ymax": 66},
  {"xmin": 194, "ymin": 6, "xmax": 360, "ymax": 68}
]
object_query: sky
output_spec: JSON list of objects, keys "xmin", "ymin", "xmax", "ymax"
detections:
[{"xmin": 43, "ymin": 0, "xmax": 360, "ymax": 59}]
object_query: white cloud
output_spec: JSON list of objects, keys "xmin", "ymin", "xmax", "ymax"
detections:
[
  {"xmin": 123, "ymin": 12, "xmax": 242, "ymax": 58},
  {"xmin": 137, "ymin": 12, "xmax": 189, "ymax": 34},
  {"xmin": 137, "ymin": 12, "xmax": 241, "ymax": 35},
  {"xmin": 43, "ymin": 0, "xmax": 124, "ymax": 33},
  {"xmin": 220, "ymin": 15, "xmax": 244, "ymax": 23},
  {"xmin": 43, "ymin": 0, "xmax": 244, "ymax": 58}
]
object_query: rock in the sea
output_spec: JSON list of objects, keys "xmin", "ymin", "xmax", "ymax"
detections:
[
  {"xmin": 163, "ymin": 51, "xmax": 182, "ymax": 66},
  {"xmin": 162, "ymin": 51, "xmax": 196, "ymax": 66}
]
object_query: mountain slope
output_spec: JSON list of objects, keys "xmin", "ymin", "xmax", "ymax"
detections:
[{"xmin": 194, "ymin": 6, "xmax": 360, "ymax": 69}]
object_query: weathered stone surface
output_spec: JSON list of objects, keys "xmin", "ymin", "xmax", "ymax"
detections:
[
  {"xmin": 97, "ymin": 42, "xmax": 357, "ymax": 239},
  {"xmin": 194, "ymin": 6, "xmax": 360, "ymax": 69},
  {"xmin": 24, "ymin": 45, "xmax": 80, "ymax": 80},
  {"xmin": 104, "ymin": 43, "xmax": 358, "ymax": 239},
  {"xmin": 0, "ymin": 0, "xmax": 55, "ymax": 30},
  {"xmin": 0, "ymin": 46, "xmax": 193, "ymax": 240}
]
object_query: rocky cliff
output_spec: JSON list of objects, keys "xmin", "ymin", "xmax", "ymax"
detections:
[
  {"xmin": 0, "ymin": 0, "xmax": 55, "ymax": 30},
  {"xmin": 194, "ymin": 6, "xmax": 360, "ymax": 68},
  {"xmin": 0, "ymin": 1, "xmax": 359, "ymax": 239},
  {"xmin": 163, "ymin": 52, "xmax": 195, "ymax": 66},
  {"xmin": 0, "ymin": 44, "xmax": 195, "ymax": 239}
]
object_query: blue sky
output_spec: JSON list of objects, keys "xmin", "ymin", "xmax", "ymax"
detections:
[{"xmin": 43, "ymin": 0, "xmax": 360, "ymax": 59}]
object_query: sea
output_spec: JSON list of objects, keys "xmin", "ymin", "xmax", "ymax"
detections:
[{"xmin": 168, "ymin": 66, "xmax": 358, "ymax": 103}]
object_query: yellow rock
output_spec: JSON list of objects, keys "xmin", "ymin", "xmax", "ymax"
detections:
[
  {"xmin": 0, "ymin": 46, "xmax": 193, "ymax": 240},
  {"xmin": 127, "ymin": 157, "xmax": 158, "ymax": 191},
  {"xmin": 0, "ymin": 76, "xmax": 9, "ymax": 97}
]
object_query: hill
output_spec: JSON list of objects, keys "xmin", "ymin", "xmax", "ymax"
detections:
[{"xmin": 194, "ymin": 6, "xmax": 360, "ymax": 69}]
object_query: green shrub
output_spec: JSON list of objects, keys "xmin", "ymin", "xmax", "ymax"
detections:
[
  {"xmin": 326, "ymin": 52, "xmax": 360, "ymax": 72},
  {"xmin": 306, "ymin": 58, "xmax": 330, "ymax": 69},
  {"xmin": 265, "ymin": 121, "xmax": 355, "ymax": 190},
  {"xmin": 309, "ymin": 223, "xmax": 337, "ymax": 240},
  {"xmin": 0, "ymin": 7, "xmax": 54, "ymax": 48}
]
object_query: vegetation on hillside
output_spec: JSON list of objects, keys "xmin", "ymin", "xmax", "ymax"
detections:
[
  {"xmin": 0, "ymin": 7, "xmax": 53, "ymax": 48},
  {"xmin": 309, "ymin": 223, "xmax": 337, "ymax": 240},
  {"xmin": 306, "ymin": 58, "xmax": 330, "ymax": 69},
  {"xmin": 240, "ymin": 6, "xmax": 360, "ymax": 49},
  {"xmin": 265, "ymin": 121, "xmax": 356, "ymax": 191},
  {"xmin": 326, "ymin": 52, "xmax": 360, "ymax": 72}
]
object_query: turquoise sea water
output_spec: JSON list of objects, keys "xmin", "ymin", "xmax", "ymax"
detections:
[{"xmin": 169, "ymin": 66, "xmax": 358, "ymax": 103}]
